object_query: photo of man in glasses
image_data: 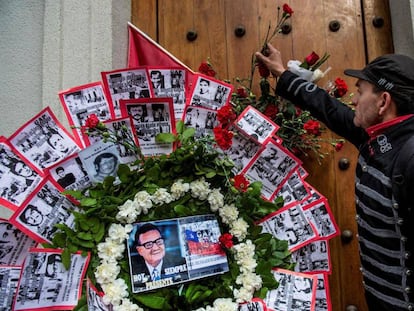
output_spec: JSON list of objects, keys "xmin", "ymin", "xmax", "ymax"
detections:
[{"xmin": 129, "ymin": 222, "xmax": 188, "ymax": 293}]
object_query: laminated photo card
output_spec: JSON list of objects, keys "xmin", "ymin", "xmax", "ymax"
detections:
[
  {"xmin": 182, "ymin": 105, "xmax": 219, "ymax": 139},
  {"xmin": 8, "ymin": 107, "xmax": 80, "ymax": 173},
  {"xmin": 0, "ymin": 137, "xmax": 43, "ymax": 213},
  {"xmin": 275, "ymin": 170, "xmax": 311, "ymax": 205},
  {"xmin": 314, "ymin": 273, "xmax": 332, "ymax": 311},
  {"xmin": 0, "ymin": 265, "xmax": 21, "ymax": 311},
  {"xmin": 234, "ymin": 105, "xmax": 280, "ymax": 144},
  {"xmin": 0, "ymin": 219, "xmax": 37, "ymax": 266},
  {"xmin": 120, "ymin": 98, "xmax": 176, "ymax": 157},
  {"xmin": 259, "ymin": 201, "xmax": 318, "ymax": 252},
  {"xmin": 87, "ymin": 278, "xmax": 112, "ymax": 311},
  {"xmin": 9, "ymin": 178, "xmax": 78, "ymax": 244},
  {"xmin": 302, "ymin": 198, "xmax": 339, "ymax": 240},
  {"xmin": 82, "ymin": 116, "xmax": 140, "ymax": 166},
  {"xmin": 222, "ymin": 126, "xmax": 261, "ymax": 174},
  {"xmin": 239, "ymin": 298, "xmax": 268, "ymax": 311},
  {"xmin": 265, "ymin": 269, "xmax": 318, "ymax": 311},
  {"xmin": 59, "ymin": 81, "xmax": 111, "ymax": 148},
  {"xmin": 187, "ymin": 74, "xmax": 233, "ymax": 110},
  {"xmin": 101, "ymin": 67, "xmax": 152, "ymax": 118},
  {"xmin": 291, "ymin": 239, "xmax": 332, "ymax": 274},
  {"xmin": 243, "ymin": 140, "xmax": 301, "ymax": 201},
  {"xmin": 13, "ymin": 248, "xmax": 90, "ymax": 311},
  {"xmin": 148, "ymin": 67, "xmax": 187, "ymax": 121},
  {"xmin": 46, "ymin": 153, "xmax": 92, "ymax": 191}
]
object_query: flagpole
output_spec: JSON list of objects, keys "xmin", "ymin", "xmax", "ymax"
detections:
[{"xmin": 127, "ymin": 22, "xmax": 194, "ymax": 73}]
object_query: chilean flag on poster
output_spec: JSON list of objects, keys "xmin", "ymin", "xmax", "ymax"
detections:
[{"xmin": 185, "ymin": 229, "xmax": 225, "ymax": 256}]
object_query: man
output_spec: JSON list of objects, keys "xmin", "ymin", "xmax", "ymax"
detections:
[
  {"xmin": 93, "ymin": 153, "xmax": 119, "ymax": 183},
  {"xmin": 256, "ymin": 43, "xmax": 414, "ymax": 311},
  {"xmin": 55, "ymin": 166, "xmax": 76, "ymax": 188},
  {"xmin": 130, "ymin": 223, "xmax": 188, "ymax": 292}
]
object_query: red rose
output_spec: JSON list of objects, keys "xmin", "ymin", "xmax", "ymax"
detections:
[
  {"xmin": 217, "ymin": 105, "xmax": 237, "ymax": 127},
  {"xmin": 282, "ymin": 3, "xmax": 294, "ymax": 16},
  {"xmin": 85, "ymin": 114, "xmax": 100, "ymax": 128},
  {"xmin": 233, "ymin": 174, "xmax": 249, "ymax": 192},
  {"xmin": 219, "ymin": 233, "xmax": 234, "ymax": 249},
  {"xmin": 264, "ymin": 104, "xmax": 279, "ymax": 119},
  {"xmin": 334, "ymin": 77, "xmax": 348, "ymax": 98},
  {"xmin": 213, "ymin": 126, "xmax": 233, "ymax": 150},
  {"xmin": 237, "ymin": 87, "xmax": 248, "ymax": 98},
  {"xmin": 198, "ymin": 61, "xmax": 216, "ymax": 77},
  {"xmin": 303, "ymin": 120, "xmax": 321, "ymax": 136},
  {"xmin": 335, "ymin": 142, "xmax": 344, "ymax": 151},
  {"xmin": 257, "ymin": 61, "xmax": 270, "ymax": 78},
  {"xmin": 305, "ymin": 51, "xmax": 320, "ymax": 66}
]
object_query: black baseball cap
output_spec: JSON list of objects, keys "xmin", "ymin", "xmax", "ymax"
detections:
[{"xmin": 344, "ymin": 54, "xmax": 414, "ymax": 97}]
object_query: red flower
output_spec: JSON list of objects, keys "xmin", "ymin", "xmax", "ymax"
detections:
[
  {"xmin": 84, "ymin": 114, "xmax": 100, "ymax": 128},
  {"xmin": 295, "ymin": 107, "xmax": 302, "ymax": 117},
  {"xmin": 334, "ymin": 77, "xmax": 348, "ymax": 98},
  {"xmin": 213, "ymin": 126, "xmax": 233, "ymax": 150},
  {"xmin": 335, "ymin": 142, "xmax": 344, "ymax": 151},
  {"xmin": 219, "ymin": 233, "xmax": 234, "ymax": 249},
  {"xmin": 303, "ymin": 120, "xmax": 321, "ymax": 136},
  {"xmin": 305, "ymin": 51, "xmax": 320, "ymax": 66},
  {"xmin": 257, "ymin": 62, "xmax": 270, "ymax": 78},
  {"xmin": 236, "ymin": 87, "xmax": 248, "ymax": 98},
  {"xmin": 198, "ymin": 61, "xmax": 216, "ymax": 77},
  {"xmin": 217, "ymin": 105, "xmax": 237, "ymax": 127},
  {"xmin": 233, "ymin": 174, "xmax": 250, "ymax": 192},
  {"xmin": 282, "ymin": 3, "xmax": 294, "ymax": 16},
  {"xmin": 264, "ymin": 104, "xmax": 279, "ymax": 119}
]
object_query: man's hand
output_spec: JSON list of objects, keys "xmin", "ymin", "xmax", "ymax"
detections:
[{"xmin": 255, "ymin": 43, "xmax": 286, "ymax": 77}]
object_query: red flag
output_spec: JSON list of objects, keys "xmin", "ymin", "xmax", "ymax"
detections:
[{"xmin": 127, "ymin": 22, "xmax": 195, "ymax": 95}]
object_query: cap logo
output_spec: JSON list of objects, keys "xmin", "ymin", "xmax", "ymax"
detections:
[{"xmin": 377, "ymin": 78, "xmax": 394, "ymax": 90}]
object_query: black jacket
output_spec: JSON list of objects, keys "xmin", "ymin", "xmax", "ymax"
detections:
[{"xmin": 276, "ymin": 71, "xmax": 413, "ymax": 311}]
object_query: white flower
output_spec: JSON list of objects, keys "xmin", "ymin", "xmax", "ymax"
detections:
[
  {"xmin": 207, "ymin": 188, "xmax": 224, "ymax": 211},
  {"xmin": 229, "ymin": 218, "xmax": 249, "ymax": 240},
  {"xmin": 134, "ymin": 191, "xmax": 153, "ymax": 214},
  {"xmin": 233, "ymin": 240, "xmax": 255, "ymax": 260},
  {"xmin": 212, "ymin": 298, "xmax": 238, "ymax": 310},
  {"xmin": 102, "ymin": 278, "xmax": 129, "ymax": 306},
  {"xmin": 236, "ymin": 272, "xmax": 262, "ymax": 292},
  {"xmin": 95, "ymin": 261, "xmax": 120, "ymax": 284},
  {"xmin": 219, "ymin": 204, "xmax": 239, "ymax": 224},
  {"xmin": 97, "ymin": 239, "xmax": 125, "ymax": 262},
  {"xmin": 112, "ymin": 298, "xmax": 143, "ymax": 311},
  {"xmin": 190, "ymin": 178, "xmax": 211, "ymax": 200},
  {"xmin": 311, "ymin": 68, "xmax": 324, "ymax": 82},
  {"xmin": 151, "ymin": 187, "xmax": 173, "ymax": 205},
  {"xmin": 108, "ymin": 224, "xmax": 133, "ymax": 244},
  {"xmin": 170, "ymin": 179, "xmax": 190, "ymax": 200},
  {"xmin": 233, "ymin": 286, "xmax": 254, "ymax": 303},
  {"xmin": 116, "ymin": 200, "xmax": 139, "ymax": 223},
  {"xmin": 236, "ymin": 255, "xmax": 257, "ymax": 273}
]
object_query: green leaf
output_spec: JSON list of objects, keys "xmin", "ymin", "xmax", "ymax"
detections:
[
  {"xmin": 80, "ymin": 198, "xmax": 97, "ymax": 207},
  {"xmin": 136, "ymin": 294, "xmax": 167, "ymax": 309},
  {"xmin": 176, "ymin": 120, "xmax": 184, "ymax": 134},
  {"xmin": 181, "ymin": 127, "xmax": 195, "ymax": 140},
  {"xmin": 62, "ymin": 248, "xmax": 72, "ymax": 270},
  {"xmin": 155, "ymin": 132, "xmax": 176, "ymax": 143},
  {"xmin": 205, "ymin": 171, "xmax": 216, "ymax": 178},
  {"xmin": 173, "ymin": 204, "xmax": 192, "ymax": 216},
  {"xmin": 77, "ymin": 232, "xmax": 93, "ymax": 241}
]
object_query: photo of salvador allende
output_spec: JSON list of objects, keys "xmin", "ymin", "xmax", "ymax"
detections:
[{"xmin": 128, "ymin": 222, "xmax": 189, "ymax": 293}]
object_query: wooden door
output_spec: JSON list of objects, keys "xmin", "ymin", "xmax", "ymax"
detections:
[{"xmin": 131, "ymin": 1, "xmax": 393, "ymax": 310}]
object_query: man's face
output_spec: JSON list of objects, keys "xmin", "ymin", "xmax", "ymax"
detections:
[
  {"xmin": 24, "ymin": 208, "xmax": 43, "ymax": 226},
  {"xmin": 352, "ymin": 80, "xmax": 383, "ymax": 128},
  {"xmin": 98, "ymin": 157, "xmax": 117, "ymax": 175},
  {"xmin": 151, "ymin": 72, "xmax": 162, "ymax": 87},
  {"xmin": 131, "ymin": 107, "xmax": 144, "ymax": 118},
  {"xmin": 136, "ymin": 229, "xmax": 165, "ymax": 267},
  {"xmin": 15, "ymin": 162, "xmax": 32, "ymax": 177},
  {"xmin": 49, "ymin": 135, "xmax": 68, "ymax": 153},
  {"xmin": 57, "ymin": 169, "xmax": 65, "ymax": 178}
]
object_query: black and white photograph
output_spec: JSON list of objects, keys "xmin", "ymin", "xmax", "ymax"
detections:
[
  {"xmin": 59, "ymin": 82, "xmax": 111, "ymax": 147},
  {"xmin": 291, "ymin": 240, "xmax": 331, "ymax": 273},
  {"xmin": 243, "ymin": 140, "xmax": 300, "ymax": 201},
  {"xmin": 223, "ymin": 127, "xmax": 261, "ymax": 174},
  {"xmin": 83, "ymin": 116, "xmax": 140, "ymax": 166},
  {"xmin": 78, "ymin": 141, "xmax": 121, "ymax": 184},
  {"xmin": 188, "ymin": 74, "xmax": 233, "ymax": 110},
  {"xmin": 9, "ymin": 179, "xmax": 78, "ymax": 243},
  {"xmin": 87, "ymin": 278, "xmax": 112, "ymax": 311},
  {"xmin": 120, "ymin": 98, "xmax": 175, "ymax": 157},
  {"xmin": 0, "ymin": 266, "xmax": 21, "ymax": 311},
  {"xmin": 276, "ymin": 171, "xmax": 311, "ymax": 204},
  {"xmin": 182, "ymin": 106, "xmax": 219, "ymax": 139},
  {"xmin": 265, "ymin": 268, "xmax": 317, "ymax": 311},
  {"xmin": 149, "ymin": 67, "xmax": 187, "ymax": 121},
  {"xmin": 101, "ymin": 67, "xmax": 152, "ymax": 118},
  {"xmin": 235, "ymin": 106, "xmax": 279, "ymax": 144},
  {"xmin": 238, "ymin": 298, "xmax": 268, "ymax": 311},
  {"xmin": 47, "ymin": 153, "xmax": 92, "ymax": 191},
  {"xmin": 0, "ymin": 137, "xmax": 43, "ymax": 213},
  {"xmin": 0, "ymin": 220, "xmax": 37, "ymax": 266},
  {"xmin": 303, "ymin": 199, "xmax": 339, "ymax": 239},
  {"xmin": 8, "ymin": 107, "xmax": 80, "ymax": 173},
  {"xmin": 260, "ymin": 202, "xmax": 318, "ymax": 252},
  {"xmin": 314, "ymin": 273, "xmax": 332, "ymax": 311},
  {"xmin": 13, "ymin": 249, "xmax": 90, "ymax": 311}
]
